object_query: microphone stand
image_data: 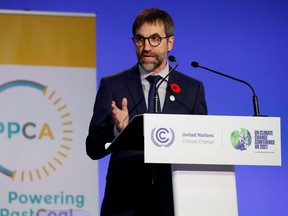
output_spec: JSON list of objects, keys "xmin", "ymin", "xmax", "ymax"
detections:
[
  {"xmin": 191, "ymin": 61, "xmax": 262, "ymax": 116},
  {"xmin": 154, "ymin": 56, "xmax": 179, "ymax": 113}
]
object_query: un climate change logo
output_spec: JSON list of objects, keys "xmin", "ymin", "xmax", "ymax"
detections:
[
  {"xmin": 0, "ymin": 80, "xmax": 73, "ymax": 182},
  {"xmin": 151, "ymin": 127, "xmax": 175, "ymax": 147},
  {"xmin": 230, "ymin": 128, "xmax": 252, "ymax": 151}
]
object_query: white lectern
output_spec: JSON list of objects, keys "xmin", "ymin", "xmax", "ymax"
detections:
[{"xmin": 108, "ymin": 114, "xmax": 281, "ymax": 216}]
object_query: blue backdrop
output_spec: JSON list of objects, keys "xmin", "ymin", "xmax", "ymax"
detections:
[{"xmin": 1, "ymin": 1, "xmax": 287, "ymax": 215}]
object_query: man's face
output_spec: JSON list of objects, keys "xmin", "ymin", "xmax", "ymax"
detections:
[{"xmin": 135, "ymin": 21, "xmax": 174, "ymax": 73}]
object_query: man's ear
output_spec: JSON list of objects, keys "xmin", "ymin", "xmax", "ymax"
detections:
[{"xmin": 168, "ymin": 36, "xmax": 175, "ymax": 51}]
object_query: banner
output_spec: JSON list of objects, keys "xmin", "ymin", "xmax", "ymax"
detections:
[{"xmin": 0, "ymin": 10, "xmax": 98, "ymax": 215}]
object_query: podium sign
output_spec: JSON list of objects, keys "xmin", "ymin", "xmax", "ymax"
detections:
[
  {"xmin": 143, "ymin": 114, "xmax": 281, "ymax": 166},
  {"xmin": 142, "ymin": 114, "xmax": 281, "ymax": 216}
]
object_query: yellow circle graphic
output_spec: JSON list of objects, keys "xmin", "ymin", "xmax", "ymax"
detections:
[{"xmin": 0, "ymin": 80, "xmax": 73, "ymax": 182}]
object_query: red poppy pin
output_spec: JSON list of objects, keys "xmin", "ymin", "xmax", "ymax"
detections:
[{"xmin": 170, "ymin": 83, "xmax": 181, "ymax": 94}]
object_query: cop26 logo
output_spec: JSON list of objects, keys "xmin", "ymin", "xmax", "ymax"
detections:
[
  {"xmin": 230, "ymin": 128, "xmax": 252, "ymax": 151},
  {"xmin": 151, "ymin": 127, "xmax": 175, "ymax": 147}
]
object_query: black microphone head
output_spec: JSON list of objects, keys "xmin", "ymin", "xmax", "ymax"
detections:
[
  {"xmin": 168, "ymin": 55, "xmax": 176, "ymax": 62},
  {"xmin": 191, "ymin": 61, "xmax": 199, "ymax": 68}
]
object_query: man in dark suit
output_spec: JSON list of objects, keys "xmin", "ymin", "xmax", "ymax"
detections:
[{"xmin": 86, "ymin": 8, "xmax": 207, "ymax": 216}]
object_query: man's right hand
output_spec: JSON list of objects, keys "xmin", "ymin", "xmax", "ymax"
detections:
[{"xmin": 111, "ymin": 98, "xmax": 129, "ymax": 132}]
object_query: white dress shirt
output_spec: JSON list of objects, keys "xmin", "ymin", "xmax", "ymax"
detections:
[{"xmin": 139, "ymin": 62, "xmax": 170, "ymax": 111}]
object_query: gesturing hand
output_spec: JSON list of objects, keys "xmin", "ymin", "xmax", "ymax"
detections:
[{"xmin": 111, "ymin": 98, "xmax": 129, "ymax": 132}]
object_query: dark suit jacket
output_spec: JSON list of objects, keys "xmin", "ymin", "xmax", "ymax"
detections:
[
  {"xmin": 86, "ymin": 64, "xmax": 207, "ymax": 159},
  {"xmin": 86, "ymin": 64, "xmax": 207, "ymax": 215}
]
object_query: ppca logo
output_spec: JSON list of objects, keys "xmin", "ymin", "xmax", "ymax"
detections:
[{"xmin": 0, "ymin": 80, "xmax": 73, "ymax": 182}]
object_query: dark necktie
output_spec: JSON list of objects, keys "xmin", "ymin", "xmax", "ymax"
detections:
[{"xmin": 147, "ymin": 75, "xmax": 162, "ymax": 113}]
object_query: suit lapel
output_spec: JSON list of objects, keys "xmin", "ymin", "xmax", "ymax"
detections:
[{"xmin": 125, "ymin": 65, "xmax": 147, "ymax": 114}]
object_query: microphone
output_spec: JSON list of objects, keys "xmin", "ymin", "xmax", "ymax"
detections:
[
  {"xmin": 191, "ymin": 61, "xmax": 261, "ymax": 116},
  {"xmin": 153, "ymin": 55, "xmax": 179, "ymax": 113}
]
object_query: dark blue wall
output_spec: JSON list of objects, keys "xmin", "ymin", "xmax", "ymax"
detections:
[{"xmin": 1, "ymin": 1, "xmax": 287, "ymax": 215}]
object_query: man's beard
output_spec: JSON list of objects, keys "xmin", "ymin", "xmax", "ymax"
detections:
[{"xmin": 137, "ymin": 51, "xmax": 165, "ymax": 72}]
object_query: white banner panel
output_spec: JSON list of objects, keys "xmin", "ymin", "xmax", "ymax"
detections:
[
  {"xmin": 0, "ymin": 65, "xmax": 97, "ymax": 215},
  {"xmin": 144, "ymin": 114, "xmax": 281, "ymax": 166}
]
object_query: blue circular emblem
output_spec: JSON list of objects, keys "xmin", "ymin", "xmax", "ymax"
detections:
[{"xmin": 151, "ymin": 127, "xmax": 175, "ymax": 147}]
